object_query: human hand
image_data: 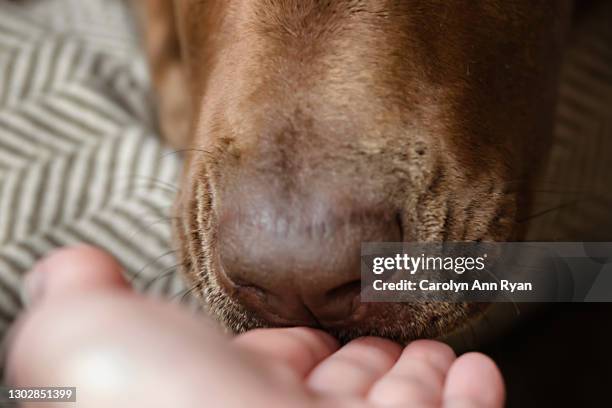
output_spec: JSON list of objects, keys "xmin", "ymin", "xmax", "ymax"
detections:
[{"xmin": 6, "ymin": 246, "xmax": 504, "ymax": 407}]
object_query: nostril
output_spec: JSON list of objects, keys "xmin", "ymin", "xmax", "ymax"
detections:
[
  {"xmin": 396, "ymin": 211, "xmax": 404, "ymax": 242},
  {"xmin": 217, "ymin": 257, "xmax": 271, "ymax": 302},
  {"xmin": 232, "ymin": 280, "xmax": 269, "ymax": 300},
  {"xmin": 303, "ymin": 279, "xmax": 361, "ymax": 324},
  {"xmin": 325, "ymin": 279, "xmax": 361, "ymax": 299}
]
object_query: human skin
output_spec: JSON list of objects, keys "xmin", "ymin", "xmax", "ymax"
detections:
[{"xmin": 5, "ymin": 246, "xmax": 504, "ymax": 407}]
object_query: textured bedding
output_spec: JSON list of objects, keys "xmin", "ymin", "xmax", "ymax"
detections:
[
  {"xmin": 1, "ymin": 0, "xmax": 612, "ymax": 350},
  {"xmin": 0, "ymin": 0, "xmax": 188, "ymax": 341}
]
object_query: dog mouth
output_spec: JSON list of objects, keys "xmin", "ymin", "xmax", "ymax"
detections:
[
  {"xmin": 209, "ymin": 243, "xmax": 493, "ymax": 343},
  {"xmin": 172, "ymin": 142, "xmax": 519, "ymax": 343},
  {"xmin": 202, "ymin": 260, "xmax": 490, "ymax": 344},
  {"xmin": 174, "ymin": 236, "xmax": 499, "ymax": 343},
  {"xmin": 215, "ymin": 267, "xmax": 367, "ymax": 329},
  {"xmin": 174, "ymin": 196, "xmax": 506, "ymax": 343}
]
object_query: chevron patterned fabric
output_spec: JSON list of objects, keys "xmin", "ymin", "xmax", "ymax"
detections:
[
  {"xmin": 0, "ymin": 0, "xmax": 611, "ymax": 361},
  {"xmin": 0, "ymin": 0, "xmax": 189, "ymax": 345}
]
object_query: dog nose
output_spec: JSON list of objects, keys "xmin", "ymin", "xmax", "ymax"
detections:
[{"xmin": 217, "ymin": 184, "xmax": 402, "ymax": 326}]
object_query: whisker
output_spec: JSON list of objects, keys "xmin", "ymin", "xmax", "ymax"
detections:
[
  {"xmin": 170, "ymin": 284, "xmax": 200, "ymax": 302},
  {"xmin": 517, "ymin": 197, "xmax": 601, "ymax": 223},
  {"xmin": 130, "ymin": 249, "xmax": 178, "ymax": 283},
  {"xmin": 126, "ymin": 216, "xmax": 182, "ymax": 242},
  {"xmin": 122, "ymin": 175, "xmax": 180, "ymax": 194},
  {"xmin": 143, "ymin": 263, "xmax": 185, "ymax": 290},
  {"xmin": 180, "ymin": 287, "xmax": 198, "ymax": 304},
  {"xmin": 161, "ymin": 148, "xmax": 217, "ymax": 160},
  {"xmin": 499, "ymin": 179, "xmax": 606, "ymax": 193},
  {"xmin": 524, "ymin": 189, "xmax": 592, "ymax": 195}
]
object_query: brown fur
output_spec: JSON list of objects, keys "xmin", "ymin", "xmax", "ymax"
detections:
[{"xmin": 138, "ymin": 0, "xmax": 572, "ymax": 343}]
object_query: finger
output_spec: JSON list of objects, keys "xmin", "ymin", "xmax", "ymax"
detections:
[
  {"xmin": 443, "ymin": 352, "xmax": 505, "ymax": 408},
  {"xmin": 22, "ymin": 245, "xmax": 128, "ymax": 306},
  {"xmin": 367, "ymin": 340, "xmax": 456, "ymax": 407},
  {"xmin": 233, "ymin": 327, "xmax": 339, "ymax": 378},
  {"xmin": 307, "ymin": 337, "xmax": 402, "ymax": 397}
]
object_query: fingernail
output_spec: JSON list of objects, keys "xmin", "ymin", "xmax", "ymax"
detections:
[{"xmin": 20, "ymin": 261, "xmax": 48, "ymax": 307}]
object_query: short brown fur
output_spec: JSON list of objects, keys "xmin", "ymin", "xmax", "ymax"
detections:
[{"xmin": 138, "ymin": 0, "xmax": 572, "ymax": 342}]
